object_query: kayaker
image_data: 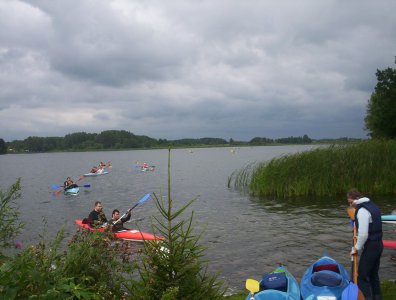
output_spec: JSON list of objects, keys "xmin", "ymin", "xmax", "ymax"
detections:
[
  {"xmin": 90, "ymin": 166, "xmax": 98, "ymax": 173},
  {"xmin": 347, "ymin": 188, "xmax": 383, "ymax": 300},
  {"xmin": 110, "ymin": 208, "xmax": 132, "ymax": 232},
  {"xmin": 64, "ymin": 177, "xmax": 78, "ymax": 190},
  {"xmin": 87, "ymin": 201, "xmax": 108, "ymax": 228}
]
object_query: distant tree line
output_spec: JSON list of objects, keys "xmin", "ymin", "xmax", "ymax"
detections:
[{"xmin": 0, "ymin": 131, "xmax": 321, "ymax": 153}]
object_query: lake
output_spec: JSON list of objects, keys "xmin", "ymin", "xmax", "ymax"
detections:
[{"xmin": 1, "ymin": 145, "xmax": 395, "ymax": 293}]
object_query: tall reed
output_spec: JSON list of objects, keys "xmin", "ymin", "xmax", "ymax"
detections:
[{"xmin": 229, "ymin": 140, "xmax": 396, "ymax": 197}]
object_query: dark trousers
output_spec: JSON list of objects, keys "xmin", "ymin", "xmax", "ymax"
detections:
[{"xmin": 358, "ymin": 239, "xmax": 383, "ymax": 299}]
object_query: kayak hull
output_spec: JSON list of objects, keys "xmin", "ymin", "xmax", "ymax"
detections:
[
  {"xmin": 83, "ymin": 170, "xmax": 109, "ymax": 177},
  {"xmin": 300, "ymin": 256, "xmax": 350, "ymax": 300},
  {"xmin": 246, "ymin": 265, "xmax": 300, "ymax": 300},
  {"xmin": 64, "ymin": 187, "xmax": 80, "ymax": 195},
  {"xmin": 383, "ymin": 240, "xmax": 396, "ymax": 249},
  {"xmin": 75, "ymin": 219, "xmax": 164, "ymax": 242}
]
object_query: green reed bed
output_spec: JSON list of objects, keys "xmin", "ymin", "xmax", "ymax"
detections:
[{"xmin": 229, "ymin": 140, "xmax": 396, "ymax": 197}]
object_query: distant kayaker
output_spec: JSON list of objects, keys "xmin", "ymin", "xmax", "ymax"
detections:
[
  {"xmin": 110, "ymin": 208, "xmax": 132, "ymax": 232},
  {"xmin": 64, "ymin": 177, "xmax": 78, "ymax": 190},
  {"xmin": 347, "ymin": 188, "xmax": 383, "ymax": 300},
  {"xmin": 88, "ymin": 201, "xmax": 108, "ymax": 228},
  {"xmin": 90, "ymin": 166, "xmax": 98, "ymax": 173}
]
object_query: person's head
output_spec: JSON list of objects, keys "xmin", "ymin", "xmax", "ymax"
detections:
[
  {"xmin": 347, "ymin": 189, "xmax": 362, "ymax": 207},
  {"xmin": 112, "ymin": 209, "xmax": 120, "ymax": 219},
  {"xmin": 66, "ymin": 177, "xmax": 71, "ymax": 181},
  {"xmin": 94, "ymin": 201, "xmax": 103, "ymax": 212}
]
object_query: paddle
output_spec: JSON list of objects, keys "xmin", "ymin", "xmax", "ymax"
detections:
[
  {"xmin": 52, "ymin": 184, "xmax": 91, "ymax": 189},
  {"xmin": 342, "ymin": 207, "xmax": 365, "ymax": 300},
  {"xmin": 113, "ymin": 193, "xmax": 151, "ymax": 225},
  {"xmin": 347, "ymin": 207, "xmax": 358, "ymax": 284},
  {"xmin": 246, "ymin": 278, "xmax": 260, "ymax": 300}
]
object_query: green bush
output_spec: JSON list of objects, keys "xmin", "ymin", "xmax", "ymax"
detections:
[
  {"xmin": 0, "ymin": 228, "xmax": 132, "ymax": 299},
  {"xmin": 0, "ymin": 178, "xmax": 24, "ymax": 254}
]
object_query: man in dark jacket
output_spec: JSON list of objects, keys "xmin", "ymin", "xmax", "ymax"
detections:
[
  {"xmin": 87, "ymin": 201, "xmax": 108, "ymax": 228},
  {"xmin": 347, "ymin": 189, "xmax": 383, "ymax": 300}
]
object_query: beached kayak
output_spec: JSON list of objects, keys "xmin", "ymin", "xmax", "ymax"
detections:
[
  {"xmin": 383, "ymin": 240, "xmax": 396, "ymax": 249},
  {"xmin": 75, "ymin": 219, "xmax": 164, "ymax": 242},
  {"xmin": 245, "ymin": 265, "xmax": 300, "ymax": 300},
  {"xmin": 300, "ymin": 256, "xmax": 350, "ymax": 300},
  {"xmin": 64, "ymin": 187, "xmax": 80, "ymax": 195},
  {"xmin": 381, "ymin": 215, "xmax": 396, "ymax": 221},
  {"xmin": 83, "ymin": 170, "xmax": 109, "ymax": 177}
]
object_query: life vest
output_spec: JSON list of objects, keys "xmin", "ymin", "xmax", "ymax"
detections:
[{"xmin": 355, "ymin": 201, "xmax": 382, "ymax": 241}]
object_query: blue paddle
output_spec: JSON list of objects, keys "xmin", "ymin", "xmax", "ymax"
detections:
[
  {"xmin": 113, "ymin": 193, "xmax": 151, "ymax": 225},
  {"xmin": 52, "ymin": 184, "xmax": 91, "ymax": 189}
]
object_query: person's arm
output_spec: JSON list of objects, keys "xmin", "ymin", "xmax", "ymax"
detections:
[
  {"xmin": 355, "ymin": 208, "xmax": 370, "ymax": 251},
  {"xmin": 121, "ymin": 209, "xmax": 132, "ymax": 223}
]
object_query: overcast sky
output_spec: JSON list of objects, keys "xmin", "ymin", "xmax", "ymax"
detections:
[{"xmin": 1, "ymin": 0, "xmax": 395, "ymax": 142}]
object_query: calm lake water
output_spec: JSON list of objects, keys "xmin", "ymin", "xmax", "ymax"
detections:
[{"xmin": 1, "ymin": 145, "xmax": 395, "ymax": 292}]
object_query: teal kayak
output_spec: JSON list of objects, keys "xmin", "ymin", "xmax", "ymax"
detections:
[
  {"xmin": 300, "ymin": 256, "xmax": 350, "ymax": 300},
  {"xmin": 64, "ymin": 187, "xmax": 79, "ymax": 195},
  {"xmin": 245, "ymin": 265, "xmax": 300, "ymax": 300}
]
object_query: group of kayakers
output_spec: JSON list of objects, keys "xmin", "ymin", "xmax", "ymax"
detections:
[{"xmin": 83, "ymin": 200, "xmax": 132, "ymax": 233}]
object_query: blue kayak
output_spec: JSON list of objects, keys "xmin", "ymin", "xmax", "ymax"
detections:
[
  {"xmin": 300, "ymin": 256, "xmax": 350, "ymax": 300},
  {"xmin": 246, "ymin": 265, "xmax": 300, "ymax": 300},
  {"xmin": 381, "ymin": 215, "xmax": 396, "ymax": 221},
  {"xmin": 64, "ymin": 187, "xmax": 80, "ymax": 195}
]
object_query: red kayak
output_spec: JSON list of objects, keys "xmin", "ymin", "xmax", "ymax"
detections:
[
  {"xmin": 75, "ymin": 219, "xmax": 164, "ymax": 242},
  {"xmin": 383, "ymin": 240, "xmax": 396, "ymax": 249}
]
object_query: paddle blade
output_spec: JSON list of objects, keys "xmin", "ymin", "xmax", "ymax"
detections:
[
  {"xmin": 51, "ymin": 185, "xmax": 61, "ymax": 189},
  {"xmin": 246, "ymin": 278, "xmax": 259, "ymax": 296},
  {"xmin": 138, "ymin": 193, "xmax": 151, "ymax": 204},
  {"xmin": 53, "ymin": 189, "xmax": 63, "ymax": 196},
  {"xmin": 347, "ymin": 207, "xmax": 356, "ymax": 220},
  {"xmin": 342, "ymin": 281, "xmax": 358, "ymax": 300},
  {"xmin": 83, "ymin": 184, "xmax": 91, "ymax": 188}
]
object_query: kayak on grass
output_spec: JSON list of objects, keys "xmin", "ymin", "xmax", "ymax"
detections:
[
  {"xmin": 64, "ymin": 187, "xmax": 80, "ymax": 195},
  {"xmin": 75, "ymin": 219, "xmax": 164, "ymax": 242},
  {"xmin": 245, "ymin": 265, "xmax": 300, "ymax": 300},
  {"xmin": 300, "ymin": 255, "xmax": 350, "ymax": 300}
]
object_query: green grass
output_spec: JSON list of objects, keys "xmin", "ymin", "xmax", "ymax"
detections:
[{"xmin": 229, "ymin": 140, "xmax": 396, "ymax": 197}]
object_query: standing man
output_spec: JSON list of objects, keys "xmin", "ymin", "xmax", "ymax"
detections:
[
  {"xmin": 347, "ymin": 189, "xmax": 383, "ymax": 300},
  {"xmin": 88, "ymin": 201, "xmax": 108, "ymax": 227}
]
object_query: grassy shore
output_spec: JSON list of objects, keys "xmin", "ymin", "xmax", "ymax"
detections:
[{"xmin": 229, "ymin": 140, "xmax": 396, "ymax": 197}]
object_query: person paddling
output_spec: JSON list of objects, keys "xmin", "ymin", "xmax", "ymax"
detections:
[
  {"xmin": 64, "ymin": 177, "xmax": 78, "ymax": 190},
  {"xmin": 347, "ymin": 189, "xmax": 383, "ymax": 300},
  {"xmin": 110, "ymin": 208, "xmax": 132, "ymax": 232}
]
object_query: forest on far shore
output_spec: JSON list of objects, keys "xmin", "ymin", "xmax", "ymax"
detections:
[{"xmin": 0, "ymin": 131, "xmax": 362, "ymax": 154}]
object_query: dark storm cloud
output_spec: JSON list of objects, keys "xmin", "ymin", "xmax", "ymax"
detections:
[{"xmin": 0, "ymin": 0, "xmax": 395, "ymax": 141}]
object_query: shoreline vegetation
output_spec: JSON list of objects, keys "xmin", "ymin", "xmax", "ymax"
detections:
[
  {"xmin": 228, "ymin": 139, "xmax": 396, "ymax": 197},
  {"xmin": 0, "ymin": 129, "xmax": 363, "ymax": 154}
]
